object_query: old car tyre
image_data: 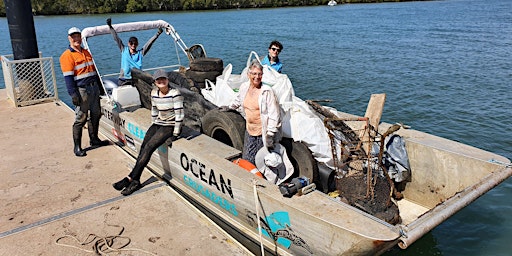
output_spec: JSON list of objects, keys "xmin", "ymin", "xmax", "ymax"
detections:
[
  {"xmin": 201, "ymin": 109, "xmax": 246, "ymax": 151},
  {"xmin": 194, "ymin": 81, "xmax": 206, "ymax": 89},
  {"xmin": 132, "ymin": 69, "xmax": 200, "ymax": 110},
  {"xmin": 280, "ymin": 138, "xmax": 319, "ymax": 186},
  {"xmin": 186, "ymin": 69, "xmax": 222, "ymax": 84},
  {"xmin": 167, "ymin": 71, "xmax": 193, "ymax": 88},
  {"xmin": 189, "ymin": 57, "xmax": 224, "ymax": 72}
]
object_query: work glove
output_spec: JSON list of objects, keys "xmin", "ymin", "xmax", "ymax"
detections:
[
  {"xmin": 218, "ymin": 106, "xmax": 230, "ymax": 112},
  {"xmin": 265, "ymin": 132, "xmax": 275, "ymax": 150},
  {"xmin": 71, "ymin": 94, "xmax": 81, "ymax": 106},
  {"xmin": 157, "ymin": 28, "xmax": 163, "ymax": 35},
  {"xmin": 106, "ymin": 18, "xmax": 112, "ymax": 27}
]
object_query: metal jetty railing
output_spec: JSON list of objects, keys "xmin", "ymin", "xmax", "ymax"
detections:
[{"xmin": 1, "ymin": 52, "xmax": 58, "ymax": 107}]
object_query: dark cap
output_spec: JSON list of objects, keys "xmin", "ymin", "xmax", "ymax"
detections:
[
  {"xmin": 153, "ymin": 69, "xmax": 168, "ymax": 80},
  {"xmin": 128, "ymin": 37, "xmax": 138, "ymax": 44}
]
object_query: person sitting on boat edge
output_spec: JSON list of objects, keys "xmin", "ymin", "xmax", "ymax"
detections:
[
  {"xmin": 113, "ymin": 69, "xmax": 184, "ymax": 196},
  {"xmin": 107, "ymin": 18, "xmax": 163, "ymax": 86},
  {"xmin": 59, "ymin": 27, "xmax": 110, "ymax": 157},
  {"xmin": 260, "ymin": 40, "xmax": 283, "ymax": 73},
  {"xmin": 220, "ymin": 60, "xmax": 282, "ymax": 165}
]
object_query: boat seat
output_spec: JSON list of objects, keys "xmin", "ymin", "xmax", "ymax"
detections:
[{"xmin": 186, "ymin": 44, "xmax": 207, "ymax": 61}]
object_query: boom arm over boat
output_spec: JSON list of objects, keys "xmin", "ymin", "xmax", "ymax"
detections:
[{"xmin": 81, "ymin": 20, "xmax": 189, "ymax": 57}]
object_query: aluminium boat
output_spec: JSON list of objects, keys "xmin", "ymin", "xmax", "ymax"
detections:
[{"xmin": 81, "ymin": 20, "xmax": 512, "ymax": 255}]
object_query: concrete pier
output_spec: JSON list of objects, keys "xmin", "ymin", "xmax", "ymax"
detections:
[{"xmin": 0, "ymin": 89, "xmax": 251, "ymax": 255}]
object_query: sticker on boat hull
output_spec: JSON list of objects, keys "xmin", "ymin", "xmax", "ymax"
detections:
[
  {"xmin": 111, "ymin": 128, "xmax": 126, "ymax": 145},
  {"xmin": 244, "ymin": 210, "xmax": 311, "ymax": 253}
]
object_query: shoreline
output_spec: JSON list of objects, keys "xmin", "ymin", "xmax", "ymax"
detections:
[{"xmin": 0, "ymin": 0, "xmax": 435, "ymax": 17}]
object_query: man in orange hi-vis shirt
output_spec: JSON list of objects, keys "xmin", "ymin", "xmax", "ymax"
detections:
[{"xmin": 60, "ymin": 27, "xmax": 109, "ymax": 157}]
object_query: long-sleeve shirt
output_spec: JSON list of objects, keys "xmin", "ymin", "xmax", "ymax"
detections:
[
  {"xmin": 109, "ymin": 26, "xmax": 160, "ymax": 80},
  {"xmin": 151, "ymin": 87, "xmax": 184, "ymax": 136}
]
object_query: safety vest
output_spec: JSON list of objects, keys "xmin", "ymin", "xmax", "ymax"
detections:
[{"xmin": 60, "ymin": 46, "xmax": 98, "ymax": 87}]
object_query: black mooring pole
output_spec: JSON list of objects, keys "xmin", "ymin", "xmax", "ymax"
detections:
[{"xmin": 4, "ymin": 0, "xmax": 39, "ymax": 60}]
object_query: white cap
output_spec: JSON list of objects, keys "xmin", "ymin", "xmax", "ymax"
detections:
[{"xmin": 68, "ymin": 27, "xmax": 81, "ymax": 35}]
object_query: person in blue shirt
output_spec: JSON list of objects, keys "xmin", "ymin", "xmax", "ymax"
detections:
[
  {"xmin": 260, "ymin": 41, "xmax": 283, "ymax": 73},
  {"xmin": 107, "ymin": 18, "xmax": 162, "ymax": 86}
]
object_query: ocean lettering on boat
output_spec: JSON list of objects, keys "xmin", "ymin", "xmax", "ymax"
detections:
[
  {"xmin": 102, "ymin": 107, "xmax": 126, "ymax": 128},
  {"xmin": 180, "ymin": 153, "xmax": 233, "ymax": 199},
  {"xmin": 184, "ymin": 175, "xmax": 238, "ymax": 216}
]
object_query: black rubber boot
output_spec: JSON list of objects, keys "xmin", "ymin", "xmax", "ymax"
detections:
[
  {"xmin": 112, "ymin": 177, "xmax": 131, "ymax": 191},
  {"xmin": 73, "ymin": 126, "xmax": 86, "ymax": 157},
  {"xmin": 121, "ymin": 180, "xmax": 141, "ymax": 196},
  {"xmin": 88, "ymin": 119, "xmax": 109, "ymax": 147}
]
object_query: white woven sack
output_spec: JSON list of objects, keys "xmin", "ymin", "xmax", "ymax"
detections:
[{"xmin": 261, "ymin": 64, "xmax": 295, "ymax": 112}]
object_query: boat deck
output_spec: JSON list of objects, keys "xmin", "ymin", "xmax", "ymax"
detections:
[{"xmin": 0, "ymin": 89, "xmax": 251, "ymax": 255}]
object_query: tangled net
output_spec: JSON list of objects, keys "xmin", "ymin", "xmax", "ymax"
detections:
[{"xmin": 307, "ymin": 100, "xmax": 401, "ymax": 224}]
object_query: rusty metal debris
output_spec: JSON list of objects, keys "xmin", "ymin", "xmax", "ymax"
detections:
[{"xmin": 306, "ymin": 100, "xmax": 402, "ymax": 224}]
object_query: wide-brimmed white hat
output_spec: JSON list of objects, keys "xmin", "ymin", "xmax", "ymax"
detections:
[{"xmin": 255, "ymin": 143, "xmax": 293, "ymax": 185}]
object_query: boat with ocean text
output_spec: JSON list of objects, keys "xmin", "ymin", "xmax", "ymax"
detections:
[{"xmin": 81, "ymin": 20, "xmax": 512, "ymax": 255}]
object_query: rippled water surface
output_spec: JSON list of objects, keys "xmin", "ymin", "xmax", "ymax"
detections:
[{"xmin": 1, "ymin": 0, "xmax": 511, "ymax": 254}]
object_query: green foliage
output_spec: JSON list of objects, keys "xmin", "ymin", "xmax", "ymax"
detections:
[
  {"xmin": 0, "ymin": 1, "xmax": 4, "ymax": 17},
  {"xmin": 126, "ymin": 0, "xmax": 144, "ymax": 12},
  {"xmin": 0, "ymin": 0, "xmax": 427, "ymax": 16}
]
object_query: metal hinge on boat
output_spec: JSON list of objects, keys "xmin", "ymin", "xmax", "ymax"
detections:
[{"xmin": 398, "ymin": 225, "xmax": 408, "ymax": 239}]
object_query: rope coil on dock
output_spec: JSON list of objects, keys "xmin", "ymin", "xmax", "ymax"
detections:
[{"xmin": 55, "ymin": 223, "xmax": 157, "ymax": 255}]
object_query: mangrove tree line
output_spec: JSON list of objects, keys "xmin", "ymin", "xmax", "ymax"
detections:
[{"xmin": 0, "ymin": 0, "xmax": 429, "ymax": 16}]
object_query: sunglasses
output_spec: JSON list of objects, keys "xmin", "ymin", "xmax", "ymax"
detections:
[{"xmin": 270, "ymin": 47, "xmax": 281, "ymax": 52}]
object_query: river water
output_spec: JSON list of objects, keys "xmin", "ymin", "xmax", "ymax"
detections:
[{"xmin": 1, "ymin": 0, "xmax": 511, "ymax": 255}]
